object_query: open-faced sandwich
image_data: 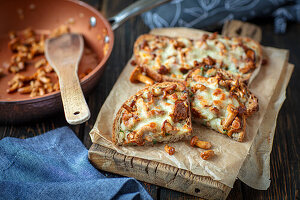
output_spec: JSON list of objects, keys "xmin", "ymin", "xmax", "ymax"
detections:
[
  {"xmin": 134, "ymin": 33, "xmax": 262, "ymax": 84},
  {"xmin": 113, "ymin": 82, "xmax": 192, "ymax": 145},
  {"xmin": 186, "ymin": 66, "xmax": 259, "ymax": 141}
]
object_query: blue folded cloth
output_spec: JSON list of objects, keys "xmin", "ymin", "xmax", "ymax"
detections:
[
  {"xmin": 142, "ymin": 0, "xmax": 300, "ymax": 34},
  {"xmin": 0, "ymin": 127, "xmax": 152, "ymax": 200}
]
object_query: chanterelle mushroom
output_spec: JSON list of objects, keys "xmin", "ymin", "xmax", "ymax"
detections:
[
  {"xmin": 190, "ymin": 136, "xmax": 212, "ymax": 149},
  {"xmin": 129, "ymin": 66, "xmax": 154, "ymax": 85}
]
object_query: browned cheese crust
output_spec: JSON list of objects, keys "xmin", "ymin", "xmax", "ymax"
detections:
[
  {"xmin": 133, "ymin": 33, "xmax": 263, "ymax": 84},
  {"xmin": 186, "ymin": 67, "xmax": 259, "ymax": 141},
  {"xmin": 113, "ymin": 82, "xmax": 193, "ymax": 146}
]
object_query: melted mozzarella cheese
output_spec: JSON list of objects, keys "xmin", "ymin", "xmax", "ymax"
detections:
[
  {"xmin": 190, "ymin": 77, "xmax": 240, "ymax": 133},
  {"xmin": 138, "ymin": 35, "xmax": 260, "ymax": 80},
  {"xmin": 120, "ymin": 88, "xmax": 191, "ymax": 143}
]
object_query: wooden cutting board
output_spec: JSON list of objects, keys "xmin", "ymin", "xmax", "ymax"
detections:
[
  {"xmin": 88, "ymin": 21, "xmax": 264, "ymax": 199},
  {"xmin": 89, "ymin": 143, "xmax": 231, "ymax": 199}
]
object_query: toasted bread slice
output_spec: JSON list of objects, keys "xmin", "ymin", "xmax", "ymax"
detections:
[
  {"xmin": 134, "ymin": 33, "xmax": 262, "ymax": 84},
  {"xmin": 186, "ymin": 67, "xmax": 259, "ymax": 142},
  {"xmin": 113, "ymin": 82, "xmax": 192, "ymax": 146}
]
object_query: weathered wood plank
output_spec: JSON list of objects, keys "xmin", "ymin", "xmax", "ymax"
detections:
[
  {"xmin": 89, "ymin": 143, "xmax": 231, "ymax": 200},
  {"xmin": 0, "ymin": 114, "xmax": 81, "ymax": 139}
]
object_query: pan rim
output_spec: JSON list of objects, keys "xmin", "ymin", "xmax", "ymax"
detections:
[{"xmin": 0, "ymin": 0, "xmax": 115, "ymax": 104}]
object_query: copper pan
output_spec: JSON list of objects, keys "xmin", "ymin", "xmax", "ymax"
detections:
[{"xmin": 0, "ymin": 0, "xmax": 170, "ymax": 124}]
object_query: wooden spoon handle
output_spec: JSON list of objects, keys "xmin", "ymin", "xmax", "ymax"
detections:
[{"xmin": 58, "ymin": 65, "xmax": 90, "ymax": 125}]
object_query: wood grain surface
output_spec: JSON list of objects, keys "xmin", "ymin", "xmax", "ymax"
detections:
[
  {"xmin": 89, "ymin": 144, "xmax": 231, "ymax": 199},
  {"xmin": 0, "ymin": 0, "xmax": 299, "ymax": 199}
]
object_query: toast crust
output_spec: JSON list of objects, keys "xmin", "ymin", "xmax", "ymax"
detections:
[
  {"xmin": 134, "ymin": 33, "xmax": 263, "ymax": 85},
  {"xmin": 113, "ymin": 82, "xmax": 192, "ymax": 146}
]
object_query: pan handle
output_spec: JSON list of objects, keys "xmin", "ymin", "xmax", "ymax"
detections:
[{"xmin": 108, "ymin": 0, "xmax": 171, "ymax": 30}]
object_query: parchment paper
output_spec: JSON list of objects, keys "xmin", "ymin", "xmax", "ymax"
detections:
[
  {"xmin": 89, "ymin": 28, "xmax": 290, "ymax": 188},
  {"xmin": 238, "ymin": 63, "xmax": 294, "ymax": 189}
]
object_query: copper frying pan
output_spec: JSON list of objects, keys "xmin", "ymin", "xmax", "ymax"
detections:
[{"xmin": 0, "ymin": 0, "xmax": 170, "ymax": 124}]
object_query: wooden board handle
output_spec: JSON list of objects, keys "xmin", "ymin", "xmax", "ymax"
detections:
[
  {"xmin": 222, "ymin": 20, "xmax": 262, "ymax": 42},
  {"xmin": 58, "ymin": 66, "xmax": 90, "ymax": 125}
]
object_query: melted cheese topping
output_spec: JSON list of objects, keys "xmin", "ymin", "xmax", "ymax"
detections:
[
  {"xmin": 189, "ymin": 76, "xmax": 240, "ymax": 133},
  {"xmin": 137, "ymin": 34, "xmax": 261, "ymax": 80},
  {"xmin": 119, "ymin": 83, "xmax": 192, "ymax": 145}
]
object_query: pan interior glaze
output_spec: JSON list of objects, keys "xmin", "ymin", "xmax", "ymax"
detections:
[{"xmin": 0, "ymin": 0, "xmax": 114, "ymax": 123}]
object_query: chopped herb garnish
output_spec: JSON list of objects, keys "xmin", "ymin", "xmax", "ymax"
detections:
[
  {"xmin": 152, "ymin": 139, "xmax": 157, "ymax": 144},
  {"xmin": 222, "ymin": 129, "xmax": 228, "ymax": 134}
]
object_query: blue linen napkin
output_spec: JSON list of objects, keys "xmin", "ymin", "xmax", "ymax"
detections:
[{"xmin": 0, "ymin": 127, "xmax": 152, "ymax": 200}]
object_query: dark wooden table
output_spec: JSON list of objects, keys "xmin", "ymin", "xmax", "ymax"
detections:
[{"xmin": 0, "ymin": 1, "xmax": 299, "ymax": 199}]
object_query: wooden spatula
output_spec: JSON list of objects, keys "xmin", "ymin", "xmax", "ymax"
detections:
[{"xmin": 45, "ymin": 33, "xmax": 90, "ymax": 125}]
